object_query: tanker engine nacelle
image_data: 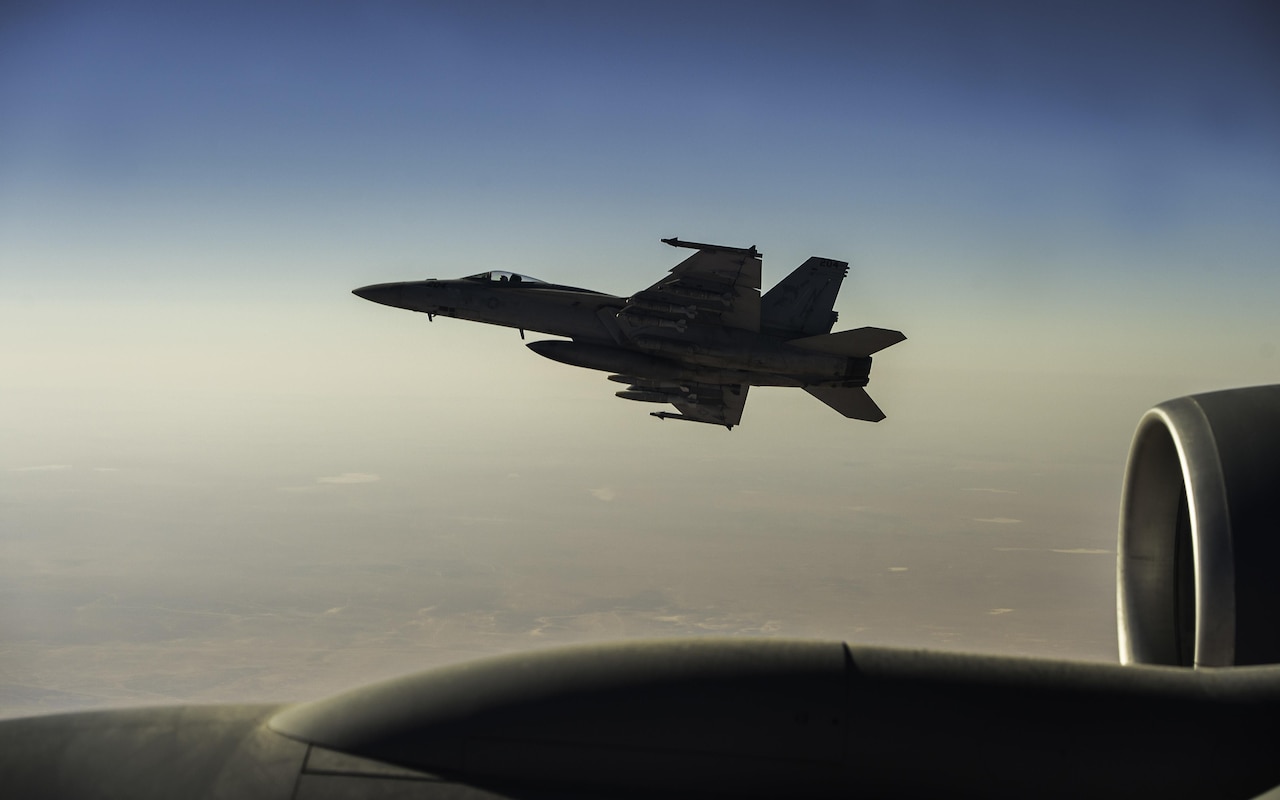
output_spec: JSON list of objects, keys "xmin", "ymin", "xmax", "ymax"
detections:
[{"xmin": 1118, "ymin": 384, "xmax": 1280, "ymax": 667}]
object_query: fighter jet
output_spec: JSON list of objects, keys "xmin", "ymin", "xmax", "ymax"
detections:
[{"xmin": 353, "ymin": 238, "xmax": 905, "ymax": 429}]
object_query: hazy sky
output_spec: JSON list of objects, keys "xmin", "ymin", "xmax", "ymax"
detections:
[{"xmin": 2, "ymin": 2, "xmax": 1278, "ymax": 718}]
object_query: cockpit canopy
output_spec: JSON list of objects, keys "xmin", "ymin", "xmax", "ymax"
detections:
[{"xmin": 462, "ymin": 270, "xmax": 547, "ymax": 285}]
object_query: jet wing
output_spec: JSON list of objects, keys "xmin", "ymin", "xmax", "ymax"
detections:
[
  {"xmin": 650, "ymin": 383, "xmax": 749, "ymax": 429},
  {"xmin": 620, "ymin": 239, "xmax": 762, "ymax": 334}
]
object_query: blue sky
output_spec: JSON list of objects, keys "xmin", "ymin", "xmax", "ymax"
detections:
[
  {"xmin": 1, "ymin": 2, "xmax": 1278, "ymax": 714},
  {"xmin": 4, "ymin": 3, "xmax": 1277, "ymax": 355}
]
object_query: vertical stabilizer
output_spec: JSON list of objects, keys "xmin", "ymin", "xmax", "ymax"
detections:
[{"xmin": 760, "ymin": 257, "xmax": 848, "ymax": 337}]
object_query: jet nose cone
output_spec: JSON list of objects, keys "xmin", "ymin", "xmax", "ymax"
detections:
[{"xmin": 353, "ymin": 282, "xmax": 410, "ymax": 309}]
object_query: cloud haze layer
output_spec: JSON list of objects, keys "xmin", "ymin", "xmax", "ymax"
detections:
[{"xmin": 1, "ymin": 2, "xmax": 1277, "ymax": 718}]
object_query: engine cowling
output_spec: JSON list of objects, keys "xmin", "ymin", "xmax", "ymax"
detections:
[{"xmin": 1118, "ymin": 384, "xmax": 1280, "ymax": 667}]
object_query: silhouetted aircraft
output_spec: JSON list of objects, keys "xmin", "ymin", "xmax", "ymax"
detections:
[
  {"xmin": 4, "ymin": 384, "xmax": 1280, "ymax": 798},
  {"xmin": 354, "ymin": 237, "xmax": 905, "ymax": 428}
]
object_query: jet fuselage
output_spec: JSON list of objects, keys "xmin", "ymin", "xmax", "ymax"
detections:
[{"xmin": 353, "ymin": 278, "xmax": 872, "ymax": 388}]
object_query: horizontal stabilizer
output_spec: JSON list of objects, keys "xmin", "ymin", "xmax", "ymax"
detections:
[
  {"xmin": 804, "ymin": 386, "xmax": 886, "ymax": 422},
  {"xmin": 789, "ymin": 327, "xmax": 906, "ymax": 357}
]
